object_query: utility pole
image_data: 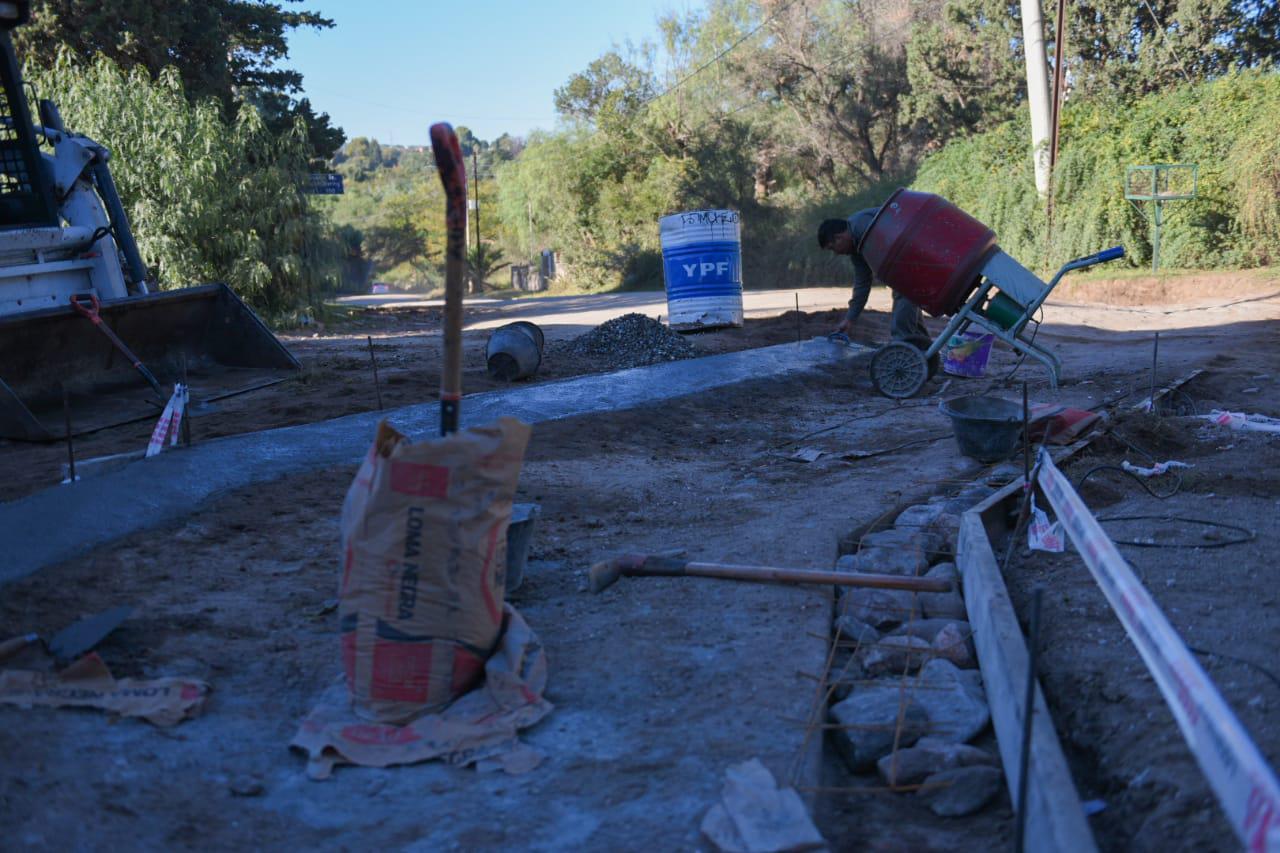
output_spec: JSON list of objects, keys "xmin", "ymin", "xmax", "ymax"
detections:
[
  {"xmin": 1046, "ymin": 0, "xmax": 1068, "ymax": 226},
  {"xmin": 1020, "ymin": 0, "xmax": 1052, "ymax": 196},
  {"xmin": 471, "ymin": 150, "xmax": 481, "ymax": 250},
  {"xmin": 471, "ymin": 150, "xmax": 481, "ymax": 292}
]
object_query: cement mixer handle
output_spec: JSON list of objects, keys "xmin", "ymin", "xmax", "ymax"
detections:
[{"xmin": 1077, "ymin": 245, "xmax": 1125, "ymax": 266}]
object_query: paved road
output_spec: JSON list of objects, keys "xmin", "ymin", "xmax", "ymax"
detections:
[{"xmin": 334, "ymin": 287, "xmax": 855, "ymax": 333}]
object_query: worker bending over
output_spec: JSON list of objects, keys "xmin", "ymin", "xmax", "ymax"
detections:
[{"xmin": 817, "ymin": 210, "xmax": 929, "ymax": 345}]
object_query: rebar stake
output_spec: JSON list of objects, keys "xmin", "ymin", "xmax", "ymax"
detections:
[
  {"xmin": 61, "ymin": 383, "xmax": 76, "ymax": 483},
  {"xmin": 1014, "ymin": 587, "xmax": 1044, "ymax": 853},
  {"xmin": 1022, "ymin": 381, "xmax": 1030, "ymax": 484},
  {"xmin": 180, "ymin": 353, "xmax": 192, "ymax": 446},
  {"xmin": 1149, "ymin": 332, "xmax": 1160, "ymax": 415},
  {"xmin": 367, "ymin": 335, "xmax": 383, "ymax": 411}
]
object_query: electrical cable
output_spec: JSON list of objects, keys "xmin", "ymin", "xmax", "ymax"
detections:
[
  {"xmin": 1095, "ymin": 514, "xmax": 1256, "ymax": 549},
  {"xmin": 1076, "ymin": 464, "xmax": 1180, "ymax": 498},
  {"xmin": 1189, "ymin": 646, "xmax": 1280, "ymax": 694}
]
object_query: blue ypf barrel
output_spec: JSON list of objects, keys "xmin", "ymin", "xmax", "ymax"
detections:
[{"xmin": 659, "ymin": 209, "xmax": 743, "ymax": 330}]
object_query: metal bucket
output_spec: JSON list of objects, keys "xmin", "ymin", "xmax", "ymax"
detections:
[
  {"xmin": 485, "ymin": 321, "xmax": 544, "ymax": 381},
  {"xmin": 0, "ymin": 283, "xmax": 299, "ymax": 440},
  {"xmin": 939, "ymin": 395, "xmax": 1022, "ymax": 462},
  {"xmin": 659, "ymin": 209, "xmax": 743, "ymax": 330},
  {"xmin": 504, "ymin": 502, "xmax": 541, "ymax": 593}
]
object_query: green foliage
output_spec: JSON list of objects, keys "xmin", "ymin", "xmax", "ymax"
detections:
[
  {"xmin": 467, "ymin": 242, "xmax": 508, "ymax": 288},
  {"xmin": 28, "ymin": 51, "xmax": 343, "ymax": 313},
  {"xmin": 914, "ymin": 71, "xmax": 1280, "ymax": 270},
  {"xmin": 17, "ymin": 0, "xmax": 345, "ymax": 158}
]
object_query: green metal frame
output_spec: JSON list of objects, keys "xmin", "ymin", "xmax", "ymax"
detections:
[{"xmin": 1125, "ymin": 164, "xmax": 1198, "ymax": 272}]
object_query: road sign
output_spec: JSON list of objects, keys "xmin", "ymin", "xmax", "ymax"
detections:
[{"xmin": 307, "ymin": 173, "xmax": 344, "ymax": 195}]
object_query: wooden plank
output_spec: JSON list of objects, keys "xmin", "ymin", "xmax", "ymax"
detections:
[{"xmin": 958, "ymin": 510, "xmax": 1098, "ymax": 853}]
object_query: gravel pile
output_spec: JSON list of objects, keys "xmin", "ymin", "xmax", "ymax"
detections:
[{"xmin": 557, "ymin": 313, "xmax": 697, "ymax": 369}]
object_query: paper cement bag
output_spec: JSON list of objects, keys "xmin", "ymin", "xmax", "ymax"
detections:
[{"xmin": 340, "ymin": 417, "xmax": 531, "ymax": 722}]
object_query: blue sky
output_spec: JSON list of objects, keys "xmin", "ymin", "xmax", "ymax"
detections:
[{"xmin": 286, "ymin": 0, "xmax": 689, "ymax": 146}]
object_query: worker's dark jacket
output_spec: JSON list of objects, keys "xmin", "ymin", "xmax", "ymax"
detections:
[{"xmin": 844, "ymin": 208, "xmax": 928, "ymax": 342}]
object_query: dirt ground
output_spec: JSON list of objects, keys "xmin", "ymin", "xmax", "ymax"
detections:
[
  {"xmin": 0, "ymin": 304, "xmax": 855, "ymax": 504},
  {"xmin": 3, "ymin": 271, "xmax": 1280, "ymax": 849},
  {"xmin": 1003, "ymin": 364, "xmax": 1280, "ymax": 853},
  {"xmin": 0, "ymin": 366, "xmax": 994, "ymax": 850}
]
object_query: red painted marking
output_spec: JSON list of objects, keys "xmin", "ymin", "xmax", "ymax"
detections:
[
  {"xmin": 389, "ymin": 460, "xmax": 450, "ymax": 498},
  {"xmin": 369, "ymin": 639, "xmax": 433, "ymax": 703},
  {"xmin": 449, "ymin": 647, "xmax": 485, "ymax": 696},
  {"xmin": 179, "ymin": 684, "xmax": 203, "ymax": 701},
  {"xmin": 340, "ymin": 724, "xmax": 421, "ymax": 746},
  {"xmin": 1245, "ymin": 786, "xmax": 1280, "ymax": 852},
  {"xmin": 341, "ymin": 631, "xmax": 357, "ymax": 691},
  {"xmin": 340, "ymin": 544, "xmax": 355, "ymax": 593},
  {"xmin": 479, "ymin": 520, "xmax": 502, "ymax": 626}
]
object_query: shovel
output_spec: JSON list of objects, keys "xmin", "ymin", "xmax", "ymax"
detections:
[
  {"xmin": 429, "ymin": 122, "xmax": 467, "ymax": 436},
  {"xmin": 0, "ymin": 605, "xmax": 133, "ymax": 667}
]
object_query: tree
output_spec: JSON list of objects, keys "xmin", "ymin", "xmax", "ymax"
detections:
[
  {"xmin": 467, "ymin": 242, "xmax": 509, "ymax": 291},
  {"xmin": 15, "ymin": 0, "xmax": 344, "ymax": 158},
  {"xmin": 26, "ymin": 51, "xmax": 343, "ymax": 314}
]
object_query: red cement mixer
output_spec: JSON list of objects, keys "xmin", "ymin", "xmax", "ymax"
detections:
[{"xmin": 858, "ymin": 188, "xmax": 1125, "ymax": 397}]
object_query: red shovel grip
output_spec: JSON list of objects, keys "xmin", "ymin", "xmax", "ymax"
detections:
[{"xmin": 430, "ymin": 123, "xmax": 468, "ymax": 435}]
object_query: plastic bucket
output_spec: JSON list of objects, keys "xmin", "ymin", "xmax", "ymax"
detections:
[
  {"xmin": 486, "ymin": 321, "xmax": 544, "ymax": 381},
  {"xmin": 942, "ymin": 330, "xmax": 995, "ymax": 378},
  {"xmin": 504, "ymin": 502, "xmax": 541, "ymax": 592},
  {"xmin": 659, "ymin": 210, "xmax": 743, "ymax": 330},
  {"xmin": 939, "ymin": 395, "xmax": 1022, "ymax": 462}
]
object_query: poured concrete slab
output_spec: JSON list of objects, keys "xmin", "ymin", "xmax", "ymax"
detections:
[{"xmin": 0, "ymin": 339, "xmax": 863, "ymax": 585}]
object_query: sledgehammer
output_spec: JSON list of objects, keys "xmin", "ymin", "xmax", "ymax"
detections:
[{"xmin": 589, "ymin": 554, "xmax": 952, "ymax": 594}]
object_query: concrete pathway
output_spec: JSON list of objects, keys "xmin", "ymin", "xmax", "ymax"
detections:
[{"xmin": 0, "ymin": 338, "xmax": 862, "ymax": 585}]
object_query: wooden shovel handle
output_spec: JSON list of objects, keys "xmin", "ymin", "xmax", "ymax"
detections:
[{"xmin": 429, "ymin": 122, "xmax": 467, "ymax": 435}]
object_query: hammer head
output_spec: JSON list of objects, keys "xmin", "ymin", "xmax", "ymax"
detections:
[
  {"xmin": 588, "ymin": 557, "xmax": 624, "ymax": 594},
  {"xmin": 588, "ymin": 554, "xmax": 651, "ymax": 594}
]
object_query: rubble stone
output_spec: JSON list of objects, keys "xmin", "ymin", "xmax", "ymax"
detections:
[
  {"xmin": 834, "ymin": 613, "xmax": 880, "ymax": 647},
  {"xmin": 914, "ymin": 659, "xmax": 990, "ymax": 743},
  {"xmin": 840, "ymin": 586, "xmax": 917, "ymax": 629},
  {"xmin": 919, "ymin": 562, "xmax": 967, "ymax": 620},
  {"xmin": 859, "ymin": 635, "xmax": 931, "ymax": 677},
  {"xmin": 931, "ymin": 621, "xmax": 978, "ymax": 669},
  {"xmin": 888, "ymin": 618, "xmax": 968, "ymax": 644},
  {"xmin": 920, "ymin": 765, "xmax": 1003, "ymax": 817},
  {"xmin": 894, "ymin": 503, "xmax": 946, "ymax": 532},
  {"xmin": 876, "ymin": 737, "xmax": 998, "ymax": 786},
  {"xmin": 830, "ymin": 683, "xmax": 929, "ymax": 773}
]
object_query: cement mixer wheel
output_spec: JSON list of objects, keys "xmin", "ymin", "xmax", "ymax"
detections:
[{"xmin": 870, "ymin": 341, "xmax": 929, "ymax": 398}]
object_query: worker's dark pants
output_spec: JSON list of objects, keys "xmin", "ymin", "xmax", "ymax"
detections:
[{"xmin": 891, "ymin": 292, "xmax": 928, "ymax": 344}]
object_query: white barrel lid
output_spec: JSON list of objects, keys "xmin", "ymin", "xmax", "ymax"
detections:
[{"xmin": 659, "ymin": 209, "xmax": 741, "ymax": 249}]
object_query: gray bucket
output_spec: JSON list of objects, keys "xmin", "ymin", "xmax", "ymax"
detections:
[
  {"xmin": 486, "ymin": 321, "xmax": 544, "ymax": 381},
  {"xmin": 939, "ymin": 395, "xmax": 1022, "ymax": 463},
  {"xmin": 505, "ymin": 502, "xmax": 541, "ymax": 593}
]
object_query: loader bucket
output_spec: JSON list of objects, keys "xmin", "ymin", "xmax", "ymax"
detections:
[{"xmin": 0, "ymin": 283, "xmax": 300, "ymax": 441}]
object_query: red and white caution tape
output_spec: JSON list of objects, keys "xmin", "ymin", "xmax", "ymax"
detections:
[
  {"xmin": 1038, "ymin": 449, "xmax": 1280, "ymax": 852},
  {"xmin": 146, "ymin": 384, "xmax": 188, "ymax": 458},
  {"xmin": 1027, "ymin": 494, "xmax": 1065, "ymax": 552}
]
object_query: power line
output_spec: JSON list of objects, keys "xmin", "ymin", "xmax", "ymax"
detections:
[
  {"xmin": 1139, "ymin": 0, "xmax": 1194, "ymax": 84},
  {"xmin": 639, "ymin": 0, "xmax": 803, "ymax": 110}
]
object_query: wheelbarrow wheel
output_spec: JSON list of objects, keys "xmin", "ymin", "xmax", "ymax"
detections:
[{"xmin": 870, "ymin": 341, "xmax": 929, "ymax": 398}]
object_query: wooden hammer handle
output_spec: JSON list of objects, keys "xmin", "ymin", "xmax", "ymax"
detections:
[{"xmin": 623, "ymin": 556, "xmax": 950, "ymax": 593}]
